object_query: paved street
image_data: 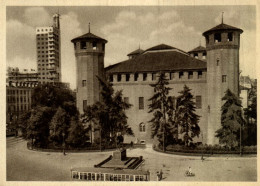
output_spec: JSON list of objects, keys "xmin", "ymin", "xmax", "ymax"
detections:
[{"xmin": 7, "ymin": 137, "xmax": 257, "ymax": 181}]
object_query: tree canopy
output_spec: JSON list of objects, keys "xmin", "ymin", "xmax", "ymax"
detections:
[
  {"xmin": 82, "ymin": 76, "xmax": 134, "ymax": 146},
  {"xmin": 215, "ymin": 89, "xmax": 245, "ymax": 148},
  {"xmin": 148, "ymin": 73, "xmax": 175, "ymax": 151},
  {"xmin": 18, "ymin": 84, "xmax": 86, "ymax": 148},
  {"xmin": 175, "ymin": 85, "xmax": 200, "ymax": 146}
]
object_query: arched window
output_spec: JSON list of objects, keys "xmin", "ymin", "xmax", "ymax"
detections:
[
  {"xmin": 216, "ymin": 59, "xmax": 220, "ymax": 66},
  {"xmin": 139, "ymin": 123, "xmax": 145, "ymax": 132}
]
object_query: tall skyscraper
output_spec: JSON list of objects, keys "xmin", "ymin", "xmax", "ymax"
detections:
[{"xmin": 36, "ymin": 13, "xmax": 61, "ymax": 84}]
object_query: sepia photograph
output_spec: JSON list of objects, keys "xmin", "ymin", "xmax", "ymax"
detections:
[{"xmin": 2, "ymin": 1, "xmax": 258, "ymax": 184}]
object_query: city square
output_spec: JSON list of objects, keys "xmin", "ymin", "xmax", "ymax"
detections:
[
  {"xmin": 7, "ymin": 137, "xmax": 257, "ymax": 181},
  {"xmin": 5, "ymin": 5, "xmax": 257, "ymax": 184}
]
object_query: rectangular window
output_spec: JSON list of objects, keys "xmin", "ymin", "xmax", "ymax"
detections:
[
  {"xmin": 125, "ymin": 74, "xmax": 130, "ymax": 81},
  {"xmin": 143, "ymin": 73, "xmax": 147, "ymax": 81},
  {"xmin": 82, "ymin": 80, "xmax": 87, "ymax": 87},
  {"xmin": 124, "ymin": 97, "xmax": 129, "ymax": 104},
  {"xmin": 179, "ymin": 71, "xmax": 184, "ymax": 79},
  {"xmin": 83, "ymin": 100, "xmax": 87, "ymax": 112},
  {"xmin": 134, "ymin": 73, "xmax": 138, "ymax": 81},
  {"xmin": 194, "ymin": 53, "xmax": 198, "ymax": 59},
  {"xmin": 214, "ymin": 33, "xmax": 221, "ymax": 43},
  {"xmin": 198, "ymin": 71, "xmax": 202, "ymax": 79},
  {"xmin": 170, "ymin": 72, "xmax": 174, "ymax": 80},
  {"xmin": 202, "ymin": 52, "xmax": 206, "ymax": 59},
  {"xmin": 228, "ymin": 32, "xmax": 233, "ymax": 41},
  {"xmin": 222, "ymin": 75, "xmax": 227, "ymax": 82},
  {"xmin": 117, "ymin": 74, "xmax": 121, "ymax": 82},
  {"xmin": 80, "ymin": 41, "xmax": 86, "ymax": 49},
  {"xmin": 188, "ymin": 71, "xmax": 193, "ymax": 79},
  {"xmin": 139, "ymin": 97, "xmax": 144, "ymax": 110},
  {"xmin": 196, "ymin": 96, "xmax": 202, "ymax": 109},
  {"xmin": 102, "ymin": 43, "xmax": 105, "ymax": 51},
  {"xmin": 109, "ymin": 75, "xmax": 113, "ymax": 82},
  {"xmin": 93, "ymin": 42, "xmax": 97, "ymax": 50},
  {"xmin": 152, "ymin": 73, "xmax": 156, "ymax": 81}
]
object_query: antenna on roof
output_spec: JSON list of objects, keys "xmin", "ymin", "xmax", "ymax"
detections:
[
  {"xmin": 88, "ymin": 22, "xmax": 90, "ymax": 33},
  {"xmin": 221, "ymin": 12, "xmax": 224, "ymax": 24}
]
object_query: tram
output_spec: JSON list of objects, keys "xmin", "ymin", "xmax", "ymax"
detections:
[{"xmin": 71, "ymin": 167, "xmax": 150, "ymax": 181}]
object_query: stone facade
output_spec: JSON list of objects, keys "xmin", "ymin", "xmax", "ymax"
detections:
[{"xmin": 73, "ymin": 22, "xmax": 243, "ymax": 145}]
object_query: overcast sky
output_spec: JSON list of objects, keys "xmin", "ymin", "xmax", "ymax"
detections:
[{"xmin": 6, "ymin": 6, "xmax": 256, "ymax": 89}]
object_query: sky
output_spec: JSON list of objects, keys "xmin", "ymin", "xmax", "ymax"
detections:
[{"xmin": 6, "ymin": 6, "xmax": 256, "ymax": 89}]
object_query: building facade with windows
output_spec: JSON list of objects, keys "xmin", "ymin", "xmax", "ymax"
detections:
[
  {"xmin": 73, "ymin": 21, "xmax": 243, "ymax": 145},
  {"xmin": 36, "ymin": 13, "xmax": 61, "ymax": 84},
  {"xmin": 6, "ymin": 67, "xmax": 38, "ymax": 123}
]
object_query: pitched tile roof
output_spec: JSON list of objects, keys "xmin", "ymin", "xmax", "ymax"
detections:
[
  {"xmin": 145, "ymin": 44, "xmax": 176, "ymax": 51},
  {"xmin": 106, "ymin": 48, "xmax": 207, "ymax": 74},
  {"xmin": 203, "ymin": 23, "xmax": 243, "ymax": 36},
  {"xmin": 71, "ymin": 32, "xmax": 107, "ymax": 43},
  {"xmin": 127, "ymin": 49, "xmax": 144, "ymax": 56},
  {"xmin": 188, "ymin": 46, "xmax": 206, "ymax": 53}
]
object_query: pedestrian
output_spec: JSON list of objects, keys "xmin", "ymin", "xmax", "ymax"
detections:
[
  {"xmin": 159, "ymin": 169, "xmax": 163, "ymax": 180},
  {"xmin": 188, "ymin": 166, "xmax": 192, "ymax": 175},
  {"xmin": 130, "ymin": 141, "xmax": 133, "ymax": 149},
  {"xmin": 156, "ymin": 171, "xmax": 160, "ymax": 181}
]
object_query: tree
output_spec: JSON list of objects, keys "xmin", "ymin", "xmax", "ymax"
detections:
[
  {"xmin": 175, "ymin": 85, "xmax": 200, "ymax": 146},
  {"xmin": 66, "ymin": 117, "xmax": 88, "ymax": 147},
  {"xmin": 17, "ymin": 111, "xmax": 31, "ymax": 138},
  {"xmin": 83, "ymin": 76, "xmax": 134, "ymax": 147},
  {"xmin": 49, "ymin": 107, "xmax": 70, "ymax": 146},
  {"xmin": 215, "ymin": 89, "xmax": 245, "ymax": 149},
  {"xmin": 26, "ymin": 106, "xmax": 54, "ymax": 148},
  {"xmin": 31, "ymin": 83, "xmax": 75, "ymax": 109},
  {"xmin": 148, "ymin": 72, "xmax": 175, "ymax": 151},
  {"xmin": 244, "ymin": 85, "xmax": 257, "ymax": 145}
]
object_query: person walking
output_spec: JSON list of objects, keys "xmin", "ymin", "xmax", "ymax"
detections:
[{"xmin": 159, "ymin": 169, "xmax": 163, "ymax": 180}]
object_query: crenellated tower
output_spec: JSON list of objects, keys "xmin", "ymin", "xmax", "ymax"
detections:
[
  {"xmin": 203, "ymin": 19, "xmax": 243, "ymax": 145},
  {"xmin": 71, "ymin": 25, "xmax": 107, "ymax": 114}
]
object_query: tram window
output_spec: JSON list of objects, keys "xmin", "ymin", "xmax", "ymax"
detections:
[
  {"xmin": 122, "ymin": 175, "xmax": 126, "ymax": 181},
  {"xmin": 135, "ymin": 175, "xmax": 140, "ymax": 181},
  {"xmin": 105, "ymin": 174, "xmax": 109, "ymax": 181},
  {"xmin": 96, "ymin": 173, "xmax": 100, "ymax": 180},
  {"xmin": 110, "ymin": 174, "xmax": 113, "ymax": 181},
  {"xmin": 87, "ymin": 173, "xmax": 91, "ymax": 180},
  {"xmin": 72, "ymin": 172, "xmax": 78, "ymax": 179},
  {"xmin": 101, "ymin": 174, "xmax": 104, "ymax": 181},
  {"xmin": 83, "ymin": 173, "xmax": 87, "ymax": 180},
  {"xmin": 130, "ymin": 175, "xmax": 134, "ymax": 181},
  {"xmin": 126, "ymin": 175, "xmax": 130, "ymax": 181},
  {"xmin": 79, "ymin": 173, "xmax": 83, "ymax": 180},
  {"xmin": 91, "ymin": 173, "xmax": 95, "ymax": 180},
  {"xmin": 118, "ymin": 175, "xmax": 122, "ymax": 181}
]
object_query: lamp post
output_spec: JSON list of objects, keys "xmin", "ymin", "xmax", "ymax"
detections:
[
  {"xmin": 62, "ymin": 132, "xmax": 65, "ymax": 155},
  {"xmin": 240, "ymin": 123, "xmax": 242, "ymax": 156}
]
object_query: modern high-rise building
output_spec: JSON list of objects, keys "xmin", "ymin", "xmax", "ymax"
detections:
[{"xmin": 36, "ymin": 13, "xmax": 61, "ymax": 84}]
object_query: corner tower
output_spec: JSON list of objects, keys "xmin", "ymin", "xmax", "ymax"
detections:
[
  {"xmin": 203, "ymin": 22, "xmax": 243, "ymax": 145},
  {"xmin": 71, "ymin": 28, "xmax": 107, "ymax": 114}
]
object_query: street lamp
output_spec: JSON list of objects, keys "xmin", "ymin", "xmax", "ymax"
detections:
[{"xmin": 62, "ymin": 132, "xmax": 65, "ymax": 155}]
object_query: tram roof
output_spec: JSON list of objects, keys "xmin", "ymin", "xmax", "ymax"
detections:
[{"xmin": 71, "ymin": 167, "xmax": 150, "ymax": 175}]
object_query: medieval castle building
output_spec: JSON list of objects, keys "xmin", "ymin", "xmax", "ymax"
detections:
[{"xmin": 72, "ymin": 20, "xmax": 243, "ymax": 145}]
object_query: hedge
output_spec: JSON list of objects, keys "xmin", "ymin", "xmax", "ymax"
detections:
[{"xmin": 154, "ymin": 144, "xmax": 257, "ymax": 155}]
